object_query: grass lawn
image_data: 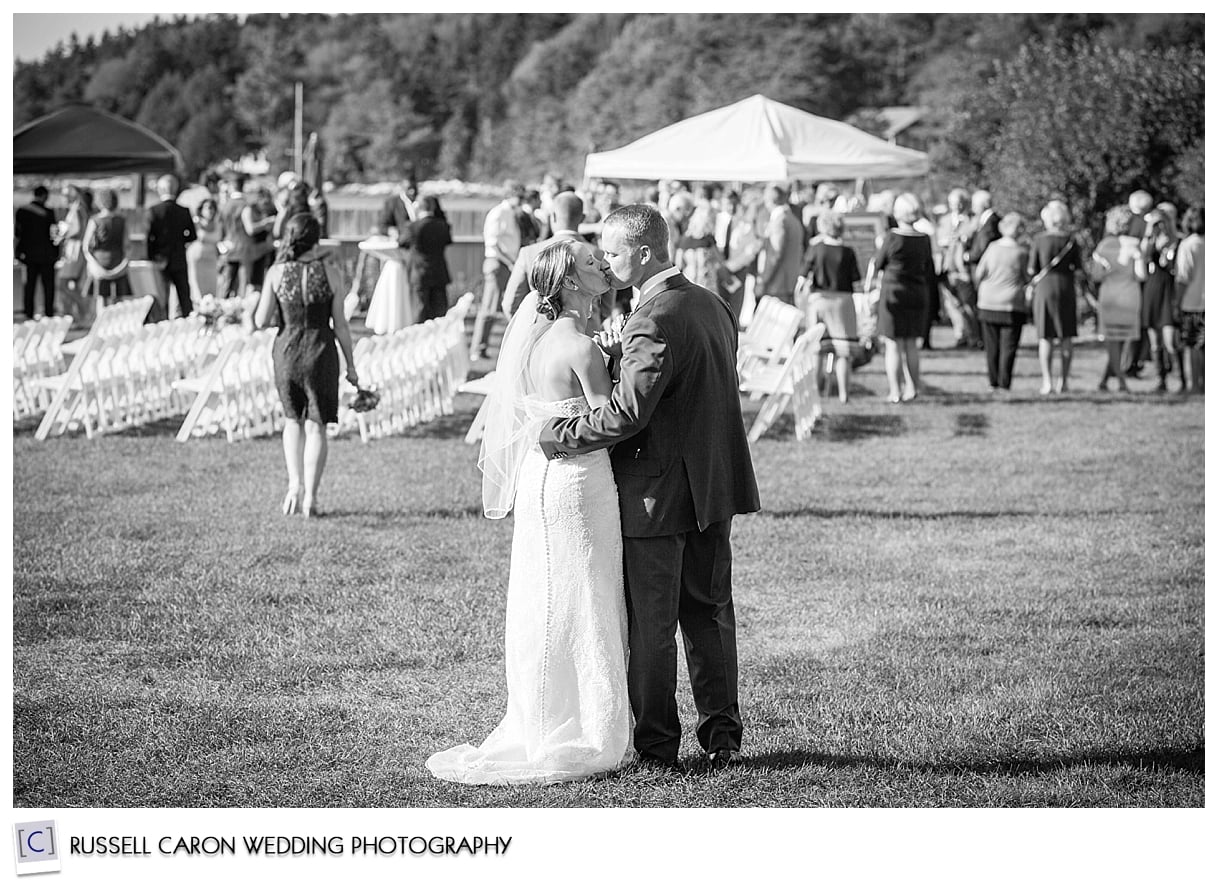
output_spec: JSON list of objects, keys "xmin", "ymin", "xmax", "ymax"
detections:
[{"xmin": 11, "ymin": 329, "xmax": 1204, "ymax": 807}]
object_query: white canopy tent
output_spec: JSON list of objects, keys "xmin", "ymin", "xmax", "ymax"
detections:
[{"xmin": 584, "ymin": 94, "xmax": 930, "ymax": 182}]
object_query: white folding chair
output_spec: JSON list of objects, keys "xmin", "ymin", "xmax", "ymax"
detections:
[{"xmin": 739, "ymin": 330, "xmax": 819, "ymax": 442}]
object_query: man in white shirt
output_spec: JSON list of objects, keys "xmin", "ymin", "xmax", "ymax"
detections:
[{"xmin": 471, "ymin": 180, "xmax": 525, "ymax": 361}]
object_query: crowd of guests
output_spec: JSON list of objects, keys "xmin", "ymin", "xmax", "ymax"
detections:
[
  {"xmin": 14, "ymin": 170, "xmax": 332, "ymax": 323},
  {"xmin": 464, "ymin": 174, "xmax": 1205, "ymax": 398}
]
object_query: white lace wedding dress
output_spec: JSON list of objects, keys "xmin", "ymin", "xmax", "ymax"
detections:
[{"xmin": 426, "ymin": 396, "xmax": 634, "ymax": 785}]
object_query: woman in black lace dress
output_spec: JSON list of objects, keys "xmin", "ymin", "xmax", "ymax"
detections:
[{"xmin": 255, "ymin": 214, "xmax": 359, "ymax": 517}]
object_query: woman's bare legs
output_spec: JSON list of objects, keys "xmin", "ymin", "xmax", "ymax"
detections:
[
  {"xmin": 302, "ymin": 419, "xmax": 328, "ymax": 517},
  {"xmin": 1038, "ymin": 338, "xmax": 1055, "ymax": 394},
  {"xmin": 901, "ymin": 337, "xmax": 920, "ymax": 400},
  {"xmin": 1058, "ymin": 339, "xmax": 1073, "ymax": 392},
  {"xmin": 282, "ymin": 419, "xmax": 305, "ymax": 514},
  {"xmin": 882, "ymin": 336, "xmax": 902, "ymax": 402}
]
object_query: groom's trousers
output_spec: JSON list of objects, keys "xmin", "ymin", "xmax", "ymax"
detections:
[{"xmin": 623, "ymin": 518, "xmax": 743, "ymax": 763}]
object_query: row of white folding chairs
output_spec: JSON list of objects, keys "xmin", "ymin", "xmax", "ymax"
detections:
[
  {"xmin": 13, "ymin": 316, "xmax": 73, "ymax": 418},
  {"xmin": 338, "ymin": 295, "xmax": 474, "ymax": 440},
  {"xmin": 175, "ymin": 329, "xmax": 283, "ymax": 443},
  {"xmin": 33, "ymin": 316, "xmax": 210, "ymax": 439}
]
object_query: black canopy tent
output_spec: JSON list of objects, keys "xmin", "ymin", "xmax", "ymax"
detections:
[
  {"xmin": 14, "ymin": 103, "xmax": 183, "ymax": 204},
  {"xmin": 14, "ymin": 103, "xmax": 183, "ymax": 175}
]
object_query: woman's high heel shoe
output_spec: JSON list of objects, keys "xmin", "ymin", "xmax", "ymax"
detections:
[{"xmin": 282, "ymin": 487, "xmax": 302, "ymax": 516}]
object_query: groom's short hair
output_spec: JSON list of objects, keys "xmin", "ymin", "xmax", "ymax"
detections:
[{"xmin": 603, "ymin": 204, "xmax": 669, "ymax": 259}]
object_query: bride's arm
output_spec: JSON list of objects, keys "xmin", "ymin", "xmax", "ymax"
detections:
[{"xmin": 571, "ymin": 336, "xmax": 613, "ymax": 410}]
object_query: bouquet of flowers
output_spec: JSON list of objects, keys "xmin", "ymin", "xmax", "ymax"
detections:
[
  {"xmin": 196, "ymin": 294, "xmax": 248, "ymax": 330},
  {"xmin": 350, "ymin": 386, "xmax": 381, "ymax": 413}
]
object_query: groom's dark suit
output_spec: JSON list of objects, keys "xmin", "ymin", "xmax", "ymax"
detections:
[{"xmin": 539, "ymin": 271, "xmax": 760, "ymax": 764}]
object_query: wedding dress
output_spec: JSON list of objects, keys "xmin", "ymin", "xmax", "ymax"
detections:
[{"xmin": 426, "ymin": 297, "xmax": 633, "ymax": 785}]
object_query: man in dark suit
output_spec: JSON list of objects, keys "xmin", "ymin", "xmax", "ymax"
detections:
[
  {"xmin": 377, "ymin": 176, "xmax": 418, "ymax": 238},
  {"xmin": 965, "ymin": 188, "xmax": 1000, "ymax": 283},
  {"xmin": 539, "ymin": 204, "xmax": 761, "ymax": 772},
  {"xmin": 15, "ymin": 185, "xmax": 59, "ymax": 318},
  {"xmin": 146, "ymin": 174, "xmax": 198, "ymax": 318},
  {"xmin": 502, "ymin": 192, "xmax": 628, "ymax": 326}
]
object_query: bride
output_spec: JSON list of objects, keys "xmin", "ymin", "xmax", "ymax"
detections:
[{"xmin": 426, "ymin": 239, "xmax": 633, "ymax": 784}]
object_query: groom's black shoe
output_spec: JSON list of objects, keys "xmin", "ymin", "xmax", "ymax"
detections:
[
  {"xmin": 705, "ymin": 749, "xmax": 739, "ymax": 772},
  {"xmin": 635, "ymin": 752, "xmax": 684, "ymax": 774}
]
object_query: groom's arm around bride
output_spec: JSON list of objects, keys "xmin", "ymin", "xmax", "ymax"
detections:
[{"xmin": 539, "ymin": 204, "xmax": 760, "ymax": 769}]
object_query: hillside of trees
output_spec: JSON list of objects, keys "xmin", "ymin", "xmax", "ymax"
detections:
[{"xmin": 14, "ymin": 13, "xmax": 1203, "ymax": 229}]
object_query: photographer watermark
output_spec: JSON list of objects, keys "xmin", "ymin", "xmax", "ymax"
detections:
[{"xmin": 12, "ymin": 820, "xmax": 61, "ymax": 876}]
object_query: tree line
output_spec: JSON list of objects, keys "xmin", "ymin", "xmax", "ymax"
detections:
[{"xmin": 14, "ymin": 13, "xmax": 1202, "ymax": 233}]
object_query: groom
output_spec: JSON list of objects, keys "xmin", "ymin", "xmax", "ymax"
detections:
[{"xmin": 539, "ymin": 204, "xmax": 760, "ymax": 771}]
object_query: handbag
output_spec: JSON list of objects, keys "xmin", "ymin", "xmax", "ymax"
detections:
[{"xmin": 1025, "ymin": 238, "xmax": 1074, "ymax": 303}]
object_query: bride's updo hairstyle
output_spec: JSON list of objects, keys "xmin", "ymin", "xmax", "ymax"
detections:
[{"xmin": 530, "ymin": 239, "xmax": 581, "ymax": 320}]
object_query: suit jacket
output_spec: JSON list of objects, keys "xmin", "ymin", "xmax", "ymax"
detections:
[
  {"xmin": 760, "ymin": 205, "xmax": 805, "ymax": 297},
  {"xmin": 539, "ymin": 272, "xmax": 761, "ymax": 538},
  {"xmin": 378, "ymin": 194, "xmax": 417, "ymax": 240},
  {"xmin": 147, "ymin": 199, "xmax": 197, "ymax": 271},
  {"xmin": 403, "ymin": 215, "xmax": 452, "ymax": 289},
  {"xmin": 15, "ymin": 201, "xmax": 59, "ymax": 265},
  {"xmin": 966, "ymin": 210, "xmax": 1001, "ymax": 271},
  {"xmin": 503, "ymin": 229, "xmax": 584, "ymax": 317}
]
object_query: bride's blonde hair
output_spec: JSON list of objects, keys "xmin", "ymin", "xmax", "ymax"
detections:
[{"xmin": 530, "ymin": 240, "xmax": 581, "ymax": 320}]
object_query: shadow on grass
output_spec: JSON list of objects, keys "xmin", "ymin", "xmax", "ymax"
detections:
[
  {"xmin": 755, "ymin": 506, "xmax": 1145, "ymax": 520},
  {"xmin": 739, "ymin": 745, "xmax": 1204, "ymax": 776},
  {"xmin": 323, "ymin": 505, "xmax": 485, "ymax": 522},
  {"xmin": 755, "ymin": 412, "xmax": 908, "ymax": 442},
  {"xmin": 953, "ymin": 412, "xmax": 989, "ymax": 436}
]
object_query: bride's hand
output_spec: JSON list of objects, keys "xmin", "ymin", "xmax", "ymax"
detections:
[{"xmin": 594, "ymin": 328, "xmax": 623, "ymax": 359}]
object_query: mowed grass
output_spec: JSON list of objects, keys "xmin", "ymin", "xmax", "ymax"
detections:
[{"xmin": 11, "ymin": 334, "xmax": 1204, "ymax": 807}]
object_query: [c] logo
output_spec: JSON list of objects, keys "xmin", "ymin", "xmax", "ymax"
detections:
[{"xmin": 12, "ymin": 820, "xmax": 61, "ymax": 876}]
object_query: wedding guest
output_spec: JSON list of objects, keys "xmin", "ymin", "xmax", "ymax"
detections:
[
  {"xmin": 1029, "ymin": 200, "xmax": 1082, "ymax": 394},
  {"xmin": 1090, "ymin": 206, "xmax": 1148, "ymax": 393},
  {"xmin": 178, "ymin": 169, "xmax": 218, "ymax": 216},
  {"xmin": 797, "ymin": 211, "xmax": 862, "ymax": 410},
  {"xmin": 187, "ymin": 198, "xmax": 222, "ymax": 299},
  {"xmin": 907, "ymin": 194, "xmax": 943, "ymax": 349},
  {"xmin": 663, "ymin": 191, "xmax": 696, "ymax": 263},
  {"xmin": 871, "ymin": 193, "xmax": 936, "ymax": 402},
  {"xmin": 471, "ymin": 180, "xmax": 525, "ymax": 361},
  {"xmin": 273, "ymin": 177, "xmax": 312, "ymax": 243},
  {"xmin": 965, "ymin": 189, "xmax": 1000, "ymax": 287},
  {"xmin": 518, "ymin": 189, "xmax": 543, "ymax": 248},
  {"xmin": 758, "ymin": 183, "xmax": 804, "ymax": 305},
  {"xmin": 715, "ymin": 190, "xmax": 761, "ymax": 319},
  {"xmin": 255, "ymin": 213, "xmax": 358, "ymax": 519},
  {"xmin": 801, "ymin": 182, "xmax": 840, "ymax": 235},
  {"xmin": 405, "ymin": 195, "xmax": 453, "ymax": 322},
  {"xmin": 504, "ymin": 192, "xmax": 590, "ymax": 320},
  {"xmin": 82, "ymin": 188, "xmax": 130, "ymax": 307},
  {"xmin": 309, "ymin": 186, "xmax": 329, "ymax": 239},
  {"xmin": 377, "ymin": 175, "xmax": 418, "ymax": 236},
  {"xmin": 15, "ymin": 185, "xmax": 58, "ymax": 319},
  {"xmin": 247, "ymin": 185, "xmax": 277, "ymax": 291},
  {"xmin": 218, "ymin": 173, "xmax": 251, "ymax": 298},
  {"xmin": 936, "ymin": 187, "xmax": 980, "ymax": 348},
  {"xmin": 1138, "ymin": 207, "xmax": 1180, "ymax": 392},
  {"xmin": 976, "ymin": 212, "xmax": 1030, "ymax": 392},
  {"xmin": 674, "ymin": 198, "xmax": 722, "ymax": 293},
  {"xmin": 146, "ymin": 174, "xmax": 198, "ymax": 318},
  {"xmin": 1123, "ymin": 189, "xmax": 1156, "ymax": 376},
  {"xmin": 1175, "ymin": 205, "xmax": 1204, "ymax": 393},
  {"xmin": 58, "ymin": 184, "xmax": 90, "ymax": 293}
]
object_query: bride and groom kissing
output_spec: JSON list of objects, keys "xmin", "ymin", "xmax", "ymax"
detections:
[{"xmin": 427, "ymin": 204, "xmax": 760, "ymax": 784}]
